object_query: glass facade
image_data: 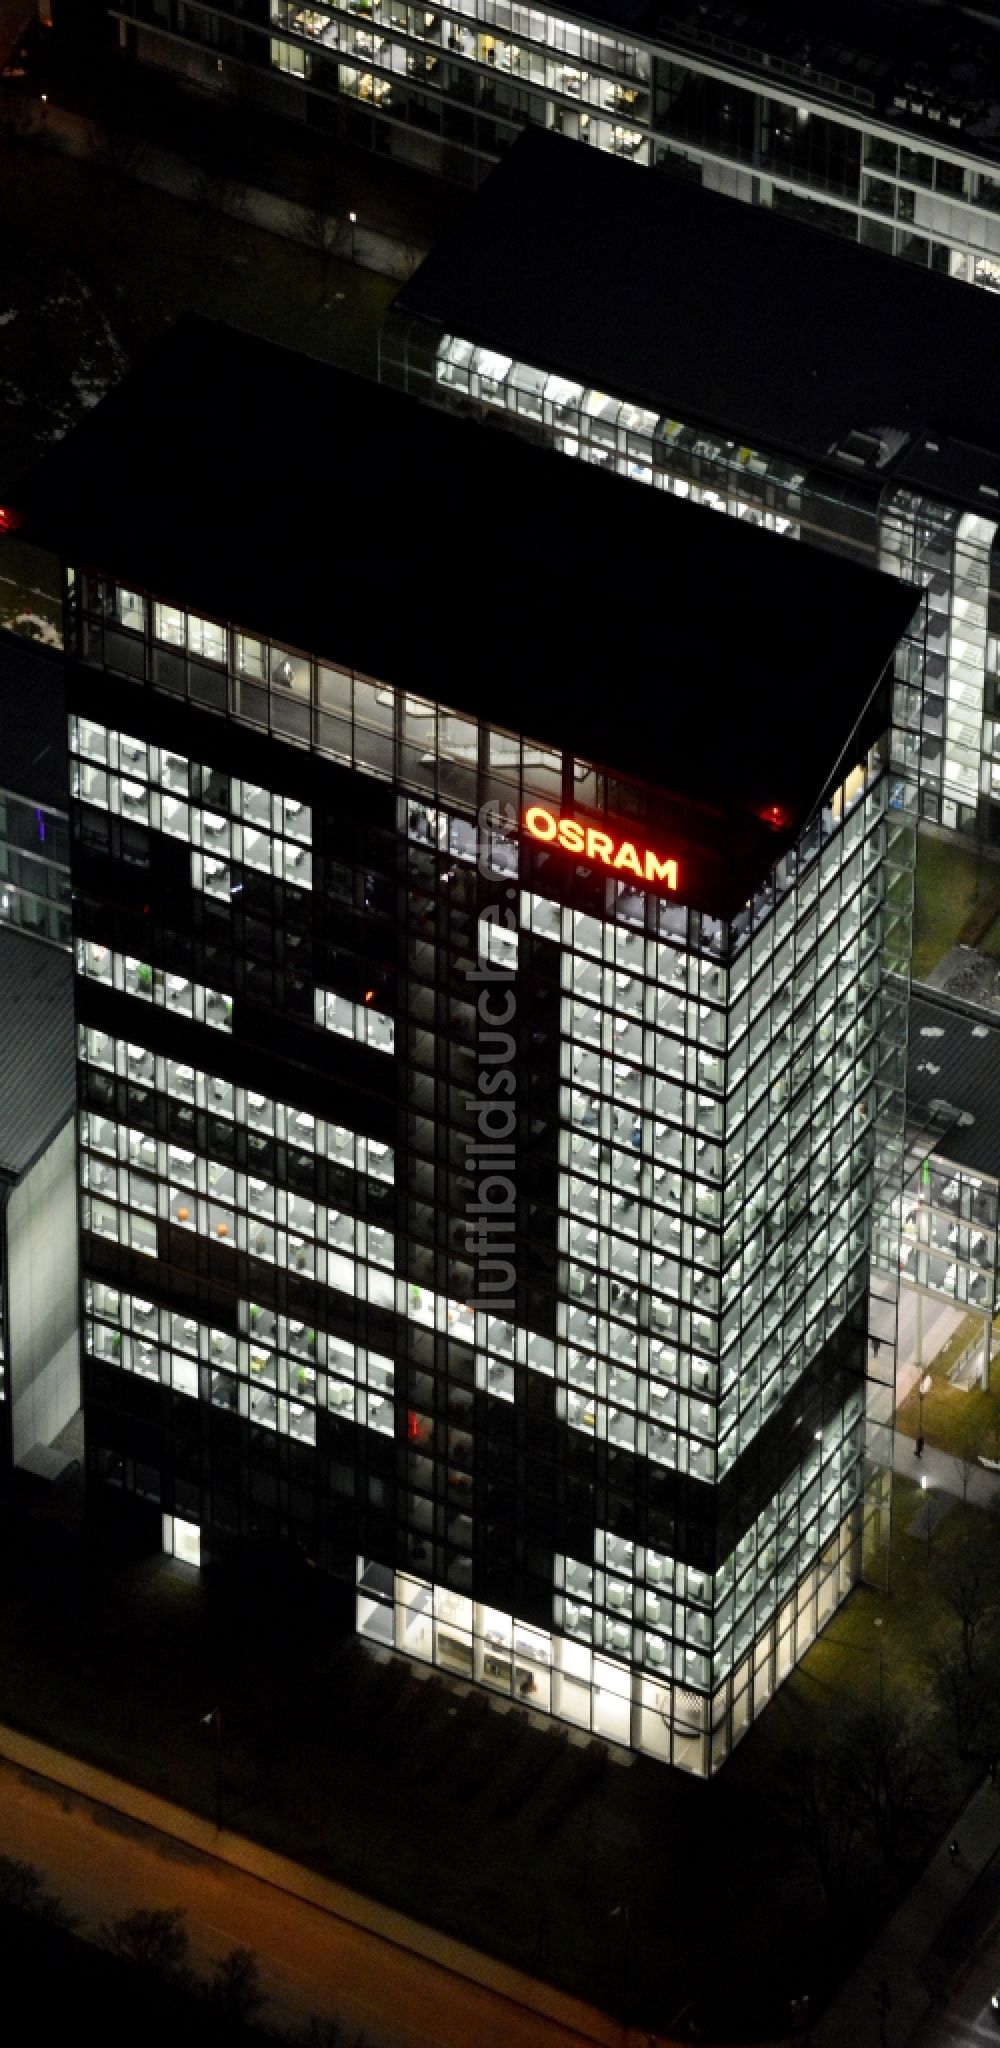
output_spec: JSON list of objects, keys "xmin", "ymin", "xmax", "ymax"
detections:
[
  {"xmin": 901, "ymin": 1154, "xmax": 998, "ymax": 1315},
  {"xmin": 67, "ymin": 558, "xmax": 918, "ymax": 1775},
  {"xmin": 116, "ymin": 0, "xmax": 1000, "ymax": 288},
  {"xmin": 0, "ymin": 788, "xmax": 71, "ymax": 949},
  {"xmin": 380, "ymin": 318, "xmax": 1000, "ymax": 839},
  {"xmin": 0, "ymin": 1190, "xmax": 7, "ymax": 1418}
]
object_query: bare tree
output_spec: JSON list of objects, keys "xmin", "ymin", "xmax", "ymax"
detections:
[
  {"xmin": 780, "ymin": 1742, "xmax": 862, "ymax": 1904},
  {"xmin": 301, "ymin": 152, "xmax": 340, "ymax": 308},
  {"xmin": 189, "ymin": 105, "xmax": 252, "ymax": 227},
  {"xmin": 289, "ymin": 2021, "xmax": 342, "ymax": 2047},
  {"xmin": 0, "ymin": 1854, "xmax": 75, "ymax": 1928},
  {"xmin": 848, "ymin": 1699, "xmax": 936, "ymax": 1867},
  {"xmin": 206, "ymin": 1945, "xmax": 267, "ymax": 2022},
  {"xmin": 934, "ymin": 1524, "xmax": 1000, "ymax": 1672},
  {"xmin": 89, "ymin": 118, "xmax": 148, "ymax": 184},
  {"xmin": 99, "ymin": 1904, "xmax": 192, "ymax": 1984},
  {"xmin": 0, "ymin": 81, "xmax": 35, "ymax": 146},
  {"xmin": 87, "ymin": 65, "xmax": 149, "ymax": 184},
  {"xmin": 927, "ymin": 1643, "xmax": 993, "ymax": 1755},
  {"xmin": 191, "ymin": 152, "xmax": 248, "ymax": 227},
  {"xmin": 0, "ymin": 80, "xmax": 36, "ymax": 187}
]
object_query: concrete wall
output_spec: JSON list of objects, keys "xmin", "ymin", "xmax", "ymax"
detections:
[{"xmin": 7, "ymin": 1118, "xmax": 79, "ymax": 1463}]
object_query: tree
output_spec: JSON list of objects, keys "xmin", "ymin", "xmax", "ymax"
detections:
[
  {"xmin": 99, "ymin": 1904, "xmax": 192, "ymax": 1983},
  {"xmin": 780, "ymin": 1741, "xmax": 862, "ymax": 1903},
  {"xmin": 0, "ymin": 81, "xmax": 36, "ymax": 151},
  {"xmin": 0, "ymin": 1854, "xmax": 75, "ymax": 1927},
  {"xmin": 927, "ymin": 1642, "xmax": 993, "ymax": 1756},
  {"xmin": 89, "ymin": 116, "xmax": 148, "ymax": 184},
  {"xmin": 933, "ymin": 1523, "xmax": 1000, "ymax": 1672},
  {"xmin": 301, "ymin": 152, "xmax": 339, "ymax": 308},
  {"xmin": 87, "ymin": 63, "xmax": 149, "ymax": 184},
  {"xmin": 292, "ymin": 2021, "xmax": 342, "ymax": 2048},
  {"xmin": 188, "ymin": 110, "xmax": 250, "ymax": 228},
  {"xmin": 847, "ymin": 1699, "xmax": 936, "ymax": 1867},
  {"xmin": 206, "ymin": 1945, "xmax": 267, "ymax": 2023}
]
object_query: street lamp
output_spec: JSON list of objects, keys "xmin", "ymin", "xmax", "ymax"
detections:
[
  {"xmin": 200, "ymin": 1706, "xmax": 223, "ymax": 1830},
  {"xmin": 349, "ymin": 209, "xmax": 358, "ymax": 262},
  {"xmin": 920, "ymin": 1473, "xmax": 933, "ymax": 1567},
  {"xmin": 609, "ymin": 1901, "xmax": 630, "ymax": 2042},
  {"xmin": 918, "ymin": 1370, "xmax": 933, "ymax": 1440},
  {"xmin": 874, "ymin": 1615, "xmax": 884, "ymax": 1713}
]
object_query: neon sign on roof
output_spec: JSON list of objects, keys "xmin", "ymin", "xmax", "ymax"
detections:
[{"xmin": 523, "ymin": 805, "xmax": 679, "ymax": 892}]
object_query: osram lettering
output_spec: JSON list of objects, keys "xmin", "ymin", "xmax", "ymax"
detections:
[{"xmin": 523, "ymin": 806, "xmax": 678, "ymax": 892}]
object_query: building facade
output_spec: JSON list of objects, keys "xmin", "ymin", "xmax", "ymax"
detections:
[
  {"xmin": 9, "ymin": 319, "xmax": 921, "ymax": 1772},
  {"xmin": 380, "ymin": 130, "xmax": 1000, "ymax": 843},
  {"xmin": 0, "ymin": 930, "xmax": 78, "ymax": 1479},
  {"xmin": 0, "ymin": 634, "xmax": 72, "ymax": 951},
  {"xmin": 898, "ymin": 992, "xmax": 1000, "ymax": 1391},
  {"xmin": 112, "ymin": 0, "xmax": 1000, "ymax": 286}
]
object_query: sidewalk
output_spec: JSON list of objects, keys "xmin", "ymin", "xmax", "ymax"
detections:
[
  {"xmin": 810, "ymin": 1773, "xmax": 1000, "ymax": 2048},
  {"xmin": 0, "ymin": 1719, "xmax": 625, "ymax": 2048},
  {"xmin": 891, "ymin": 1429, "xmax": 1000, "ymax": 1510},
  {"xmin": 29, "ymin": 98, "xmax": 423, "ymax": 283}
]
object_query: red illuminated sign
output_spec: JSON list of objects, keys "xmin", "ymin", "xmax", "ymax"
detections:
[{"xmin": 523, "ymin": 806, "xmax": 679, "ymax": 892}]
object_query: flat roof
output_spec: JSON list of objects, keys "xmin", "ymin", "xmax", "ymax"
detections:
[
  {"xmin": 908, "ymin": 993, "xmax": 1000, "ymax": 1181},
  {"xmin": 0, "ymin": 930, "xmax": 75, "ymax": 1181},
  {"xmin": 391, "ymin": 129, "xmax": 1000, "ymax": 502},
  {"xmin": 0, "ymin": 632, "xmax": 68, "ymax": 810},
  {"xmin": 657, "ymin": 0, "xmax": 1000, "ymax": 115},
  {"xmin": 6, "ymin": 315, "xmax": 917, "ymax": 916}
]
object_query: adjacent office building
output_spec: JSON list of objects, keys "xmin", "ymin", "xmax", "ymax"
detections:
[
  {"xmin": 0, "ymin": 632, "xmax": 72, "ymax": 950},
  {"xmin": 901, "ymin": 993, "xmax": 1000, "ymax": 1389},
  {"xmin": 381, "ymin": 128, "xmax": 1000, "ymax": 843},
  {"xmin": 0, "ymin": 929, "xmax": 78, "ymax": 1479},
  {"xmin": 6, "ymin": 315, "xmax": 921, "ymax": 1772},
  {"xmin": 112, "ymin": 0, "xmax": 1000, "ymax": 288}
]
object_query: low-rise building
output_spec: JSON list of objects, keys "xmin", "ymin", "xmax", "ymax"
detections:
[
  {"xmin": 0, "ymin": 929, "xmax": 79, "ymax": 1477},
  {"xmin": 381, "ymin": 128, "xmax": 1000, "ymax": 842}
]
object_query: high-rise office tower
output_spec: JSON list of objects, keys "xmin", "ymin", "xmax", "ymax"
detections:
[{"xmin": 8, "ymin": 317, "xmax": 922, "ymax": 1772}]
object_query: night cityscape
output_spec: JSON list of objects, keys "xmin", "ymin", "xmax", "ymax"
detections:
[{"xmin": 5, "ymin": 3, "xmax": 1000, "ymax": 2045}]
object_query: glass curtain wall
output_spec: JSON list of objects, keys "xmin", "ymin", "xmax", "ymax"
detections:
[{"xmin": 0, "ymin": 792, "xmax": 72, "ymax": 948}]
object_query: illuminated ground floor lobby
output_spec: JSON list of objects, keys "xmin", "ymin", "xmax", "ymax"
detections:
[{"xmin": 356, "ymin": 1514, "xmax": 860, "ymax": 1776}]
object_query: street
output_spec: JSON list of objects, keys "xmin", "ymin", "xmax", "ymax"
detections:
[{"xmin": 0, "ymin": 1748, "xmax": 615, "ymax": 2048}]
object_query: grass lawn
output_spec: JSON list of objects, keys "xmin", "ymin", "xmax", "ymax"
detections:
[
  {"xmin": 911, "ymin": 829, "xmax": 1000, "ymax": 981},
  {"xmin": 0, "ymin": 1473, "xmax": 989, "ymax": 2042},
  {"xmin": 896, "ymin": 1311, "xmax": 1000, "ymax": 1458}
]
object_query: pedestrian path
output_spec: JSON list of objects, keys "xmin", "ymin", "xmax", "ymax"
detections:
[
  {"xmin": 890, "ymin": 1429, "xmax": 1000, "ymax": 1510},
  {"xmin": 29, "ymin": 98, "xmax": 422, "ymax": 281},
  {"xmin": 811, "ymin": 1774, "xmax": 1000, "ymax": 2048}
]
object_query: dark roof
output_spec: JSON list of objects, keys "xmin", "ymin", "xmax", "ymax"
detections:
[
  {"xmin": 0, "ymin": 632, "xmax": 68, "ymax": 810},
  {"xmin": 392, "ymin": 129, "xmax": 1000, "ymax": 498},
  {"xmin": 907, "ymin": 993, "xmax": 1000, "ymax": 1181},
  {"xmin": 6, "ymin": 315, "xmax": 917, "ymax": 916},
  {"xmin": 0, "ymin": 930, "xmax": 75, "ymax": 1180},
  {"xmin": 656, "ymin": 0, "xmax": 1000, "ymax": 113}
]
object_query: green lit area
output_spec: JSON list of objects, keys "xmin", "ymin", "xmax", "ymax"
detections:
[{"xmin": 911, "ymin": 827, "xmax": 1000, "ymax": 982}]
